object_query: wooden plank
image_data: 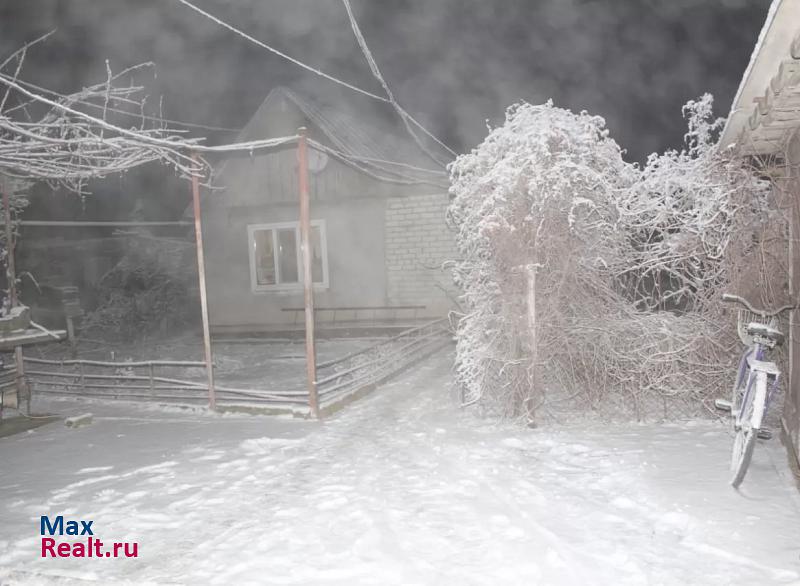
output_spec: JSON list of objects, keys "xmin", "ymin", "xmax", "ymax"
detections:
[{"xmin": 0, "ymin": 329, "xmax": 66, "ymax": 350}]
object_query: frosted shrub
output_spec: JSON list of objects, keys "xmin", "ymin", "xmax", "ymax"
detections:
[
  {"xmin": 447, "ymin": 102, "xmax": 632, "ymax": 417},
  {"xmin": 617, "ymin": 95, "xmax": 773, "ymax": 312},
  {"xmin": 448, "ymin": 96, "xmax": 785, "ymax": 422}
]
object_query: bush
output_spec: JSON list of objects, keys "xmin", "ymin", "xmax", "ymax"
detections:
[
  {"xmin": 447, "ymin": 96, "xmax": 786, "ymax": 422},
  {"xmin": 82, "ymin": 233, "xmax": 198, "ymax": 340}
]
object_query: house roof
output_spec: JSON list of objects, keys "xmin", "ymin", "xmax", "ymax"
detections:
[
  {"xmin": 185, "ymin": 81, "xmax": 450, "ymax": 218},
  {"xmin": 244, "ymin": 80, "xmax": 453, "ymax": 173},
  {"xmin": 719, "ymin": 0, "xmax": 800, "ymax": 155}
]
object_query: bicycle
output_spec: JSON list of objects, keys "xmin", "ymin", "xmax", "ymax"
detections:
[{"xmin": 715, "ymin": 293, "xmax": 795, "ymax": 488}]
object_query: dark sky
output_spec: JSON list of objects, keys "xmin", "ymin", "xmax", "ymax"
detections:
[{"xmin": 0, "ymin": 0, "xmax": 771, "ymax": 162}]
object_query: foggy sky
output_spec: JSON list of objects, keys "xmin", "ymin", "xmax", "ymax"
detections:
[{"xmin": 0, "ymin": 0, "xmax": 771, "ymax": 162}]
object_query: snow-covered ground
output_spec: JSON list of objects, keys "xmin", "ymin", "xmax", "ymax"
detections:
[{"xmin": 2, "ymin": 354, "xmax": 800, "ymax": 585}]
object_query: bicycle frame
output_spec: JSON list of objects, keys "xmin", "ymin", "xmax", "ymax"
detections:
[{"xmin": 734, "ymin": 342, "xmax": 781, "ymax": 427}]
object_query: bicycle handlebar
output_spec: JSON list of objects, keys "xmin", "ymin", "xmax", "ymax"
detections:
[{"xmin": 721, "ymin": 293, "xmax": 796, "ymax": 317}]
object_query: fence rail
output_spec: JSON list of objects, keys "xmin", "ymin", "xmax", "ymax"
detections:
[
  {"xmin": 316, "ymin": 318, "xmax": 451, "ymax": 411},
  {"xmin": 23, "ymin": 318, "xmax": 452, "ymax": 416}
]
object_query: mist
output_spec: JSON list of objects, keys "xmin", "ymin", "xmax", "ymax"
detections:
[{"xmin": 0, "ymin": 0, "xmax": 770, "ymax": 160}]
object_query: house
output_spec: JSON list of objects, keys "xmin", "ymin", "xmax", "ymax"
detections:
[
  {"xmin": 196, "ymin": 82, "xmax": 458, "ymax": 335},
  {"xmin": 720, "ymin": 0, "xmax": 800, "ymax": 462}
]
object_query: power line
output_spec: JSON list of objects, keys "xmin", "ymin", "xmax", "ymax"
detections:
[
  {"xmin": 340, "ymin": 0, "xmax": 456, "ymax": 163},
  {"xmin": 309, "ymin": 139, "xmax": 448, "ymax": 188},
  {"xmin": 171, "ymin": 0, "xmax": 457, "ymax": 165},
  {"xmin": 174, "ymin": 0, "xmax": 389, "ymax": 104}
]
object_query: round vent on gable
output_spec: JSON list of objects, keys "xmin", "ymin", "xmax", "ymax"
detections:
[{"xmin": 308, "ymin": 147, "xmax": 329, "ymax": 174}]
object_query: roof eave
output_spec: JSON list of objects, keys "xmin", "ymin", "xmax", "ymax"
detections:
[{"xmin": 719, "ymin": 0, "xmax": 800, "ymax": 155}]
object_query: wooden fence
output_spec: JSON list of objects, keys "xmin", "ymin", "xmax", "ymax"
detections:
[
  {"xmin": 24, "ymin": 357, "xmax": 308, "ymax": 412},
  {"xmin": 316, "ymin": 318, "xmax": 452, "ymax": 412},
  {"xmin": 22, "ymin": 318, "xmax": 452, "ymax": 416}
]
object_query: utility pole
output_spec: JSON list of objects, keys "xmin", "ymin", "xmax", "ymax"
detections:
[
  {"xmin": 297, "ymin": 128, "xmax": 320, "ymax": 418},
  {"xmin": 190, "ymin": 153, "xmax": 216, "ymax": 410}
]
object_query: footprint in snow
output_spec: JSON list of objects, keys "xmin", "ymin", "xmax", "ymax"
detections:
[{"xmin": 502, "ymin": 438, "xmax": 526, "ymax": 449}]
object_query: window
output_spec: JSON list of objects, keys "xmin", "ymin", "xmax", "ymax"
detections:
[{"xmin": 247, "ymin": 221, "xmax": 328, "ymax": 291}]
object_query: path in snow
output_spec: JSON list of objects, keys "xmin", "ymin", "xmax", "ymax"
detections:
[{"xmin": 2, "ymin": 353, "xmax": 800, "ymax": 585}]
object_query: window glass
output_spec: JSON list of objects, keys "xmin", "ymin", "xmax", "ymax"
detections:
[
  {"xmin": 253, "ymin": 229, "xmax": 276, "ymax": 285},
  {"xmin": 250, "ymin": 221, "xmax": 327, "ymax": 290},
  {"xmin": 277, "ymin": 228, "xmax": 298, "ymax": 283}
]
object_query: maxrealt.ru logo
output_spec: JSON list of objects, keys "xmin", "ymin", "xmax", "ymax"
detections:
[{"xmin": 40, "ymin": 516, "xmax": 139, "ymax": 559}]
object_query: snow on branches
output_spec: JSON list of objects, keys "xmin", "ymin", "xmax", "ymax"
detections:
[
  {"xmin": 447, "ymin": 96, "xmax": 786, "ymax": 422},
  {"xmin": 0, "ymin": 36, "xmax": 203, "ymax": 193}
]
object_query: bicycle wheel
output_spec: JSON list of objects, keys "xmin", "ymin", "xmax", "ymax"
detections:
[{"xmin": 730, "ymin": 370, "xmax": 768, "ymax": 488}]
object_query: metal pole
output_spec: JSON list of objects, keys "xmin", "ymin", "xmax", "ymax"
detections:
[
  {"xmin": 298, "ymin": 128, "xmax": 320, "ymax": 418},
  {"xmin": 190, "ymin": 153, "xmax": 216, "ymax": 410}
]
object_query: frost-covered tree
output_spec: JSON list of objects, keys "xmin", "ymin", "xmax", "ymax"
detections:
[
  {"xmin": 617, "ymin": 94, "xmax": 772, "ymax": 312},
  {"xmin": 448, "ymin": 96, "xmax": 782, "ymax": 422},
  {"xmin": 448, "ymin": 102, "xmax": 633, "ymax": 418}
]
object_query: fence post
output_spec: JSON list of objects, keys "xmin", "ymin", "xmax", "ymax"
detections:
[
  {"xmin": 190, "ymin": 153, "xmax": 216, "ymax": 410},
  {"xmin": 3, "ymin": 189, "xmax": 17, "ymax": 306},
  {"xmin": 525, "ymin": 264, "xmax": 538, "ymax": 421},
  {"xmin": 148, "ymin": 363, "xmax": 155, "ymax": 397},
  {"xmin": 78, "ymin": 361, "xmax": 85, "ymax": 393},
  {"xmin": 14, "ymin": 347, "xmax": 28, "ymax": 413},
  {"xmin": 297, "ymin": 128, "xmax": 320, "ymax": 419},
  {"xmin": 2, "ymin": 188, "xmax": 26, "ymax": 412}
]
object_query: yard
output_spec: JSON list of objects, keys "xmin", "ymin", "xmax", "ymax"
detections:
[{"xmin": 2, "ymin": 352, "xmax": 799, "ymax": 585}]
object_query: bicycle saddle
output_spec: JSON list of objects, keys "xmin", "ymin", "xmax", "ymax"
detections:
[{"xmin": 746, "ymin": 322, "xmax": 785, "ymax": 346}]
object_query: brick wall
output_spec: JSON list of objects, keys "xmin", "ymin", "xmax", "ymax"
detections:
[{"xmin": 385, "ymin": 193, "xmax": 459, "ymax": 315}]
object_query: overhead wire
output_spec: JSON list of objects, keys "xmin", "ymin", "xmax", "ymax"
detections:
[
  {"xmin": 174, "ymin": 0, "xmax": 389, "ymax": 103},
  {"xmin": 340, "ymin": 0, "xmax": 456, "ymax": 164},
  {"xmin": 172, "ymin": 0, "xmax": 457, "ymax": 167},
  {"xmin": 308, "ymin": 139, "xmax": 448, "ymax": 188},
  {"xmin": 0, "ymin": 15, "xmax": 453, "ymax": 184}
]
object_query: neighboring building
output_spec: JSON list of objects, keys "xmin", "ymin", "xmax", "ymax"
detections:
[
  {"xmin": 720, "ymin": 0, "xmax": 800, "ymax": 462},
  {"xmin": 196, "ymin": 83, "xmax": 457, "ymax": 335}
]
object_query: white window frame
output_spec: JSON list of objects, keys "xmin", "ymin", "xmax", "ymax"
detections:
[{"xmin": 247, "ymin": 220, "xmax": 329, "ymax": 293}]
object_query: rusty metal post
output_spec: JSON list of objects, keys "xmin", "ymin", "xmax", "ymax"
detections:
[
  {"xmin": 297, "ymin": 128, "xmax": 320, "ymax": 418},
  {"xmin": 190, "ymin": 153, "xmax": 216, "ymax": 410}
]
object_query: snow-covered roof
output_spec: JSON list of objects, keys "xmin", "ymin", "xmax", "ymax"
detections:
[
  {"xmin": 239, "ymin": 79, "xmax": 452, "ymax": 172},
  {"xmin": 719, "ymin": 0, "xmax": 800, "ymax": 155},
  {"xmin": 270, "ymin": 86, "xmax": 451, "ymax": 169}
]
